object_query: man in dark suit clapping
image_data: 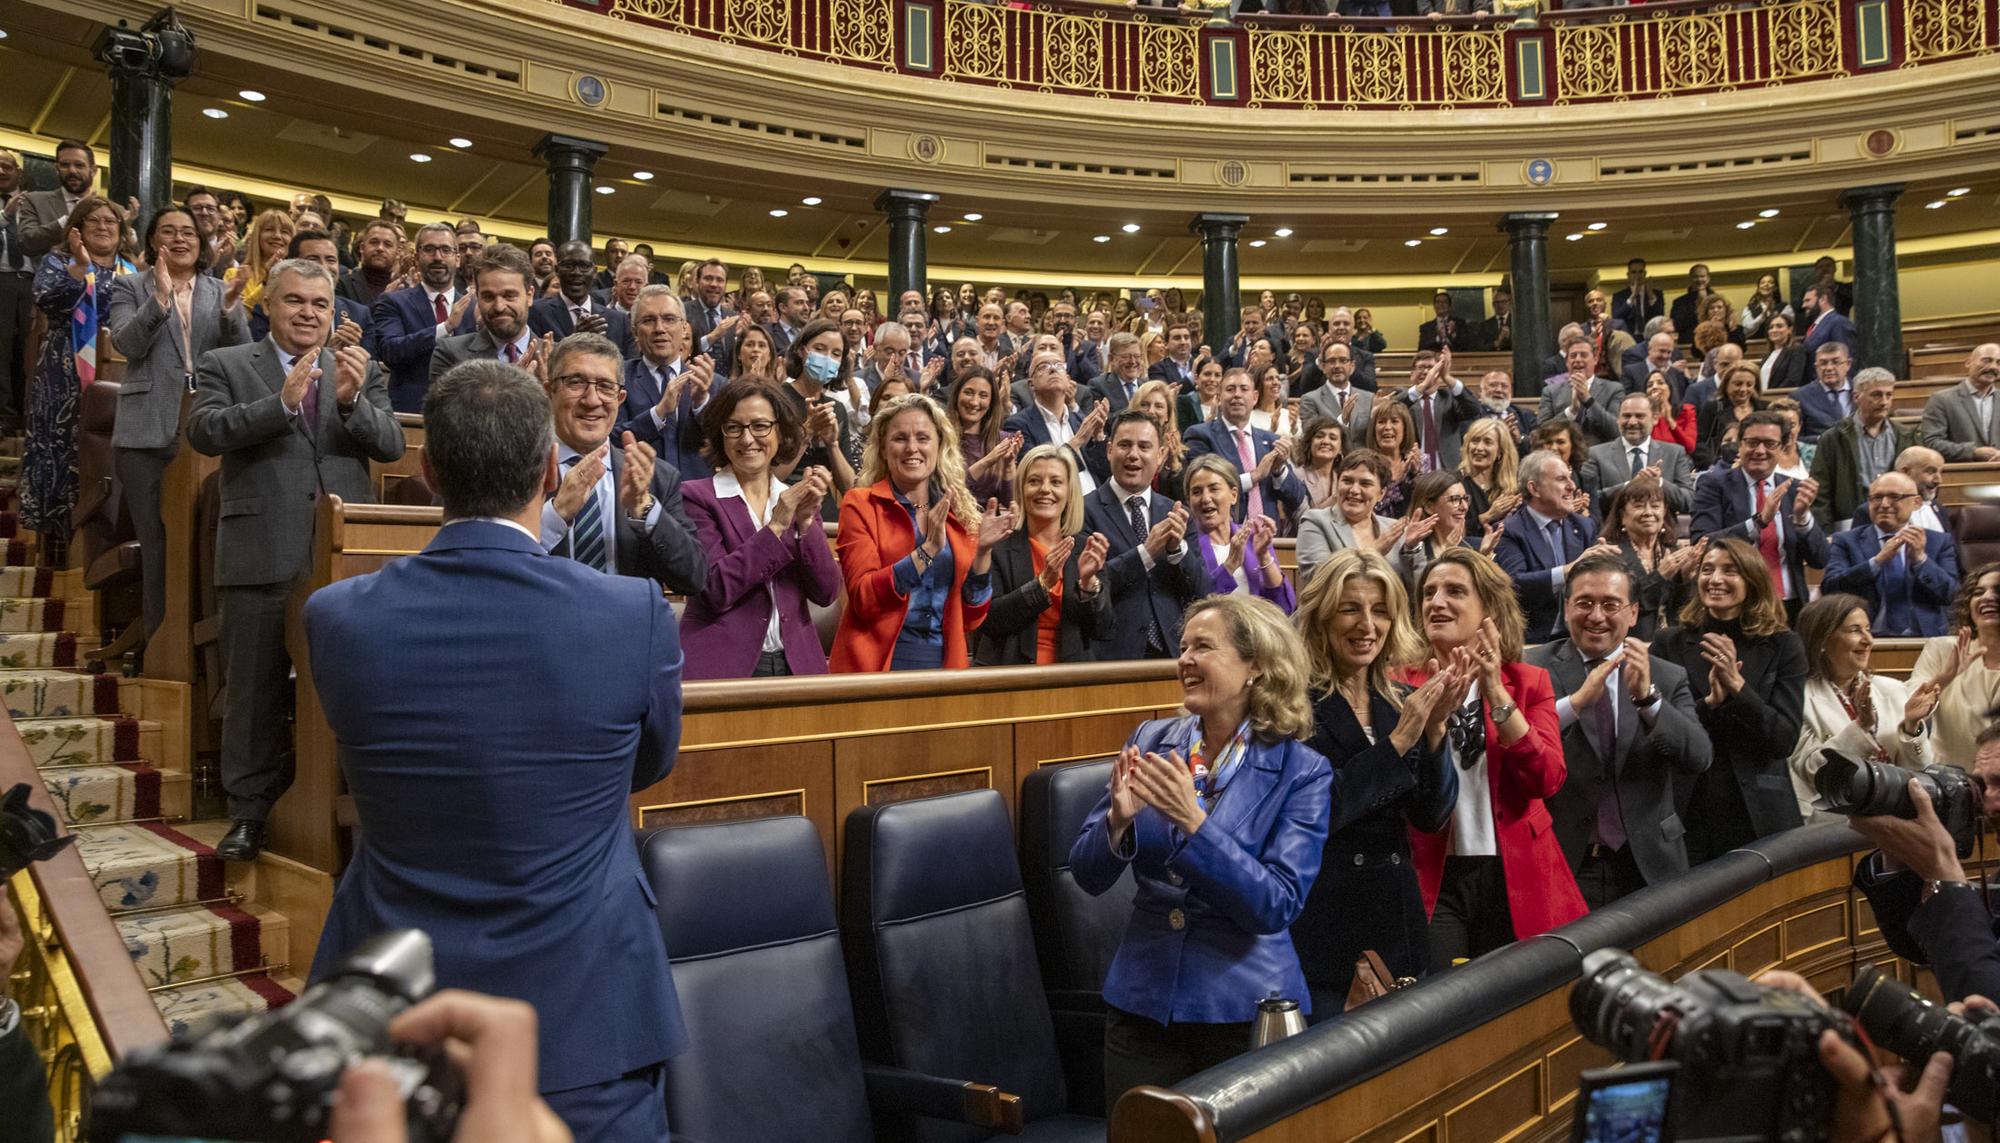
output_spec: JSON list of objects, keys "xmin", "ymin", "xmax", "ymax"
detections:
[
  {"xmin": 307, "ymin": 359, "xmax": 685, "ymax": 1143},
  {"xmin": 1083, "ymin": 411, "xmax": 1211, "ymax": 659},
  {"xmin": 529, "ymin": 240, "xmax": 632, "ymax": 357},
  {"xmin": 372, "ymin": 222, "xmax": 475, "ymax": 412}
]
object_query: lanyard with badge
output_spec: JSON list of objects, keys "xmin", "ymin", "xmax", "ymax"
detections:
[{"xmin": 1185, "ymin": 721, "xmax": 1251, "ymax": 813}]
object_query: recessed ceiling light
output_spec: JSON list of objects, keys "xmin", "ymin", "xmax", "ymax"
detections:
[
  {"xmin": 1587, "ymin": 222, "xmax": 1608, "ymax": 231},
  {"xmin": 1429, "ymin": 227, "xmax": 1449, "ymax": 236},
  {"xmin": 1404, "ymin": 239, "xmax": 1423, "ymax": 247},
  {"xmin": 933, "ymin": 225, "xmax": 952, "ymax": 234},
  {"xmin": 1093, "ymin": 235, "xmax": 1110, "ymax": 243},
  {"xmin": 801, "ymin": 196, "xmax": 822, "ymax": 206},
  {"xmin": 1736, "ymin": 221, "xmax": 1756, "ymax": 229},
  {"xmin": 594, "ymin": 185, "xmax": 614, "ymax": 195},
  {"xmin": 409, "ymin": 152, "xmax": 432, "ymax": 163},
  {"xmin": 632, "ymin": 171, "xmax": 654, "ymax": 181},
  {"xmin": 202, "ymin": 108, "xmax": 228, "ymax": 119},
  {"xmin": 1758, "ymin": 208, "xmax": 1780, "ymax": 218},
  {"xmin": 1926, "ymin": 200, "xmax": 1948, "ymax": 209},
  {"xmin": 962, "ymin": 213, "xmax": 982, "ymax": 222},
  {"xmin": 448, "ymin": 137, "xmax": 473, "ymax": 149},
  {"xmin": 1564, "ymin": 233, "xmax": 1585, "ymax": 241},
  {"xmin": 0, "ymin": 29, "xmax": 10, "ymax": 40},
  {"xmin": 1248, "ymin": 239, "xmax": 1267, "ymax": 248},
  {"xmin": 769, "ymin": 208, "xmax": 789, "ymax": 218},
  {"xmin": 1272, "ymin": 227, "xmax": 1293, "ymax": 238},
  {"xmin": 1948, "ymin": 187, "xmax": 1970, "ymax": 197},
  {"xmin": 1121, "ymin": 223, "xmax": 1140, "ymax": 234},
  {"xmin": 238, "ymin": 89, "xmax": 264, "ymax": 102}
]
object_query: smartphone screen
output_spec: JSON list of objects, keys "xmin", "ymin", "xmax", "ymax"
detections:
[{"xmin": 1571, "ymin": 1063, "xmax": 1675, "ymax": 1143}]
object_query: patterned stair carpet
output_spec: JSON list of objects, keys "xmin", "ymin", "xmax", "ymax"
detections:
[{"xmin": 7, "ymin": 480, "xmax": 298, "ymax": 1036}]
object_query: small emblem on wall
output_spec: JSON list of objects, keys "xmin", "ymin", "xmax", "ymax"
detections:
[
  {"xmin": 1862, "ymin": 129, "xmax": 1899, "ymax": 158},
  {"xmin": 573, "ymin": 74, "xmax": 608, "ymax": 108},
  {"xmin": 1219, "ymin": 160, "xmax": 1248, "ymax": 187},
  {"xmin": 1524, "ymin": 158, "xmax": 1554, "ymax": 187},
  {"xmin": 910, "ymin": 134, "xmax": 943, "ymax": 164}
]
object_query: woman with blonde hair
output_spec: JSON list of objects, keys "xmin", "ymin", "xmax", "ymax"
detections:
[
  {"xmin": 1182, "ymin": 455, "xmax": 1292, "ymax": 613},
  {"xmin": 1701, "ymin": 294, "xmax": 1746, "ymax": 349},
  {"xmin": 1648, "ymin": 538, "xmax": 1806, "ymax": 863},
  {"xmin": 225, "ymin": 208, "xmax": 295, "ymax": 320},
  {"xmin": 1457, "ymin": 417, "xmax": 1519, "ymax": 547},
  {"xmin": 1128, "ymin": 378, "xmax": 1187, "ymax": 497},
  {"xmin": 1071, "ymin": 594, "xmax": 1333, "ymax": 1098},
  {"xmin": 1409, "ymin": 548, "xmax": 1585, "ymax": 962},
  {"xmin": 1292, "ymin": 548, "xmax": 1465, "ymax": 1015},
  {"xmin": 974, "ymin": 444, "xmax": 1111, "ymax": 665},
  {"xmin": 734, "ymin": 264, "xmax": 767, "ymax": 310},
  {"xmin": 831, "ymin": 393, "xmax": 1015, "ymax": 672}
]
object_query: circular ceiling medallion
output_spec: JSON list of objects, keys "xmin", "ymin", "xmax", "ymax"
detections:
[
  {"xmin": 1219, "ymin": 160, "xmax": 1248, "ymax": 187},
  {"xmin": 1862, "ymin": 129, "xmax": 1899, "ymax": 158},
  {"xmin": 910, "ymin": 134, "xmax": 943, "ymax": 164},
  {"xmin": 572, "ymin": 74, "xmax": 608, "ymax": 108}
]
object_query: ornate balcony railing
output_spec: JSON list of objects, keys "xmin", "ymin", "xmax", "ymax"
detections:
[{"xmin": 562, "ymin": 0, "xmax": 1995, "ymax": 108}]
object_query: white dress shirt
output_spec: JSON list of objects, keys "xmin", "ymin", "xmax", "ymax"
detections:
[
  {"xmin": 713, "ymin": 468, "xmax": 787, "ymax": 653},
  {"xmin": 539, "ymin": 440, "xmax": 662, "ymax": 568}
]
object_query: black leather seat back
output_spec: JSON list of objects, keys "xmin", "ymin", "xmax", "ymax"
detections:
[
  {"xmin": 843, "ymin": 790, "xmax": 1067, "ymax": 1139},
  {"xmin": 643, "ymin": 816, "xmax": 872, "ymax": 1143},
  {"xmin": 1019, "ymin": 760, "xmax": 1131, "ymax": 993}
]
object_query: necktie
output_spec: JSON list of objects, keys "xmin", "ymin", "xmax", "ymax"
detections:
[
  {"xmin": 297, "ymin": 353, "xmax": 320, "ymax": 428},
  {"xmin": 1752, "ymin": 479, "xmax": 1787, "ymax": 596},
  {"xmin": 432, "ymin": 293, "xmax": 447, "ymax": 324},
  {"xmin": 503, "ymin": 341, "xmax": 520, "ymax": 364},
  {"xmin": 1630, "ymin": 446, "xmax": 1645, "ymax": 480},
  {"xmin": 568, "ymin": 458, "xmax": 608, "ymax": 572},
  {"xmin": 707, "ymin": 306, "xmax": 719, "ymax": 328},
  {"xmin": 1126, "ymin": 495, "xmax": 1166, "ymax": 653},
  {"xmin": 1233, "ymin": 429, "xmax": 1265, "ymax": 520},
  {"xmin": 1421, "ymin": 395, "xmax": 1440, "ymax": 468},
  {"xmin": 1880, "ymin": 531, "xmax": 1913, "ymax": 636},
  {"xmin": 1583, "ymin": 659, "xmax": 1628, "ymax": 851}
]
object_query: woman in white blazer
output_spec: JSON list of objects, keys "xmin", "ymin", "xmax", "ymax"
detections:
[{"xmin": 1787, "ymin": 594, "xmax": 1942, "ymax": 822}]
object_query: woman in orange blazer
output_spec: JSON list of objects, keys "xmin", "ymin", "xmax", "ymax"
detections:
[
  {"xmin": 1407, "ymin": 547, "xmax": 1587, "ymax": 965},
  {"xmin": 832, "ymin": 394, "xmax": 1016, "ymax": 671}
]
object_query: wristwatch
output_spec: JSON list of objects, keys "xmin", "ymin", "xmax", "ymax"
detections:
[
  {"xmin": 1922, "ymin": 878, "xmax": 1976, "ymax": 904},
  {"xmin": 1636, "ymin": 687, "xmax": 1662, "ymax": 708},
  {"xmin": 626, "ymin": 495, "xmax": 655, "ymax": 522},
  {"xmin": 1489, "ymin": 701, "xmax": 1519, "ymax": 724}
]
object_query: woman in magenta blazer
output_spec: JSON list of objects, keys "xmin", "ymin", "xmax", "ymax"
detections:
[{"xmin": 679, "ymin": 379, "xmax": 842, "ymax": 679}]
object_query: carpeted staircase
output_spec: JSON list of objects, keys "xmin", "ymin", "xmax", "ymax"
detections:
[{"xmin": 9, "ymin": 438, "xmax": 302, "ymax": 1038}]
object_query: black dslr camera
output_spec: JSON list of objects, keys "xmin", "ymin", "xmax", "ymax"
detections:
[
  {"xmin": 87, "ymin": 930, "xmax": 463, "ymax": 1143},
  {"xmin": 1812, "ymin": 749, "xmax": 1986, "ymax": 858},
  {"xmin": 1570, "ymin": 949, "xmax": 1852, "ymax": 1142},
  {"xmin": 0, "ymin": 781, "xmax": 75, "ymax": 879},
  {"xmin": 1843, "ymin": 965, "xmax": 2000, "ymax": 1123}
]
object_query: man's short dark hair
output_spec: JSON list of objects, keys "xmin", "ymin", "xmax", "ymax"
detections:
[
  {"xmin": 469, "ymin": 243, "xmax": 534, "ymax": 291},
  {"xmin": 424, "ymin": 361, "xmax": 553, "ymax": 520},
  {"xmin": 1627, "ymin": 258, "xmax": 1646, "ymax": 271},
  {"xmin": 1739, "ymin": 409, "xmax": 1792, "ymax": 445},
  {"xmin": 286, "ymin": 229, "xmax": 334, "ymax": 258},
  {"xmin": 359, "ymin": 218, "xmax": 403, "ymax": 243},
  {"xmin": 55, "ymin": 139, "xmax": 95, "ymax": 165},
  {"xmin": 1563, "ymin": 552, "xmax": 1633, "ymax": 600},
  {"xmin": 184, "ymin": 184, "xmax": 216, "ymax": 204},
  {"xmin": 1108, "ymin": 408, "xmax": 1162, "ymax": 444},
  {"xmin": 776, "ymin": 285, "xmax": 807, "ymax": 308},
  {"xmin": 697, "ymin": 257, "xmax": 727, "ymax": 277},
  {"xmin": 530, "ymin": 237, "xmax": 555, "ymax": 251}
]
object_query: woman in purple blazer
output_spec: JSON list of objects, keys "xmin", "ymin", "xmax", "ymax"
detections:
[
  {"xmin": 679, "ymin": 379, "xmax": 842, "ymax": 678},
  {"xmin": 1183, "ymin": 454, "xmax": 1296, "ymax": 614}
]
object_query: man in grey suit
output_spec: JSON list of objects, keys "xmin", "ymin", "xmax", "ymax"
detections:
[
  {"xmin": 430, "ymin": 244, "xmax": 537, "ymax": 385},
  {"xmin": 187, "ymin": 258, "xmax": 406, "ymax": 861},
  {"xmin": 106, "ymin": 216, "xmax": 250, "ymax": 643},
  {"xmin": 1580, "ymin": 392, "xmax": 1696, "ymax": 516},
  {"xmin": 1300, "ymin": 340, "xmax": 1374, "ymax": 443},
  {"xmin": 1538, "ymin": 340, "xmax": 1622, "ymax": 447},
  {"xmin": 1917, "ymin": 343, "xmax": 2000, "ymax": 463},
  {"xmin": 14, "ymin": 139, "xmax": 97, "ymax": 259},
  {"xmin": 1527, "ymin": 553, "xmax": 1711, "ymax": 907}
]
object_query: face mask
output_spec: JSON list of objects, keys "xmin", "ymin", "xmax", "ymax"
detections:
[{"xmin": 804, "ymin": 351, "xmax": 839, "ymax": 383}]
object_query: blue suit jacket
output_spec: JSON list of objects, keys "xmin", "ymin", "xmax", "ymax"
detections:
[
  {"xmin": 372, "ymin": 285, "xmax": 476, "ymax": 413},
  {"xmin": 305, "ymin": 521, "xmax": 686, "ymax": 1091},
  {"xmin": 1688, "ymin": 467, "xmax": 1830, "ymax": 601},
  {"xmin": 1070, "ymin": 715, "xmax": 1333, "ymax": 1022},
  {"xmin": 1492, "ymin": 507, "xmax": 1597, "ymax": 640},
  {"xmin": 1793, "ymin": 381, "xmax": 1851, "ymax": 444},
  {"xmin": 1082, "ymin": 483, "xmax": 1212, "ymax": 659},
  {"xmin": 1181, "ymin": 418, "xmax": 1307, "ymax": 524},
  {"xmin": 1802, "ymin": 309, "xmax": 1857, "ymax": 356},
  {"xmin": 616, "ymin": 357, "xmax": 715, "ymax": 480},
  {"xmin": 1821, "ymin": 525, "xmax": 1960, "ymax": 637},
  {"xmin": 529, "ymin": 295, "xmax": 635, "ymax": 359}
]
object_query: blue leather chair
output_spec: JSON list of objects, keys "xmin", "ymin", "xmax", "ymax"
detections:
[
  {"xmin": 843, "ymin": 790, "xmax": 1105, "ymax": 1142},
  {"xmin": 644, "ymin": 815, "xmax": 1034, "ymax": 1142},
  {"xmin": 1019, "ymin": 760, "xmax": 1133, "ymax": 1117}
]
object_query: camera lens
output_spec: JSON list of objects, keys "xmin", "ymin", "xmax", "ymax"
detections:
[
  {"xmin": 1812, "ymin": 752, "xmax": 1916, "ymax": 817},
  {"xmin": 1842, "ymin": 966, "xmax": 1998, "ymax": 1122}
]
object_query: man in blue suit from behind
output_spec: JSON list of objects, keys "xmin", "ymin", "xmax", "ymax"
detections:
[
  {"xmin": 306, "ymin": 359, "xmax": 684, "ymax": 1142},
  {"xmin": 1821, "ymin": 471, "xmax": 1961, "ymax": 637}
]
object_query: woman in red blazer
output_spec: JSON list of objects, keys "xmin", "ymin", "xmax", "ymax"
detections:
[
  {"xmin": 1407, "ymin": 548, "xmax": 1587, "ymax": 965},
  {"xmin": 831, "ymin": 394, "xmax": 1014, "ymax": 671}
]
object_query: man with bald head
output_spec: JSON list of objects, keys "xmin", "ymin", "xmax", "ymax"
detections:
[
  {"xmin": 1678, "ymin": 341, "xmax": 1740, "ymax": 413},
  {"xmin": 1897, "ymin": 445, "xmax": 1947, "ymax": 532},
  {"xmin": 1822, "ymin": 471, "xmax": 1960, "ymax": 637},
  {"xmin": 1621, "ymin": 332, "xmax": 1690, "ymax": 401},
  {"xmin": 1919, "ymin": 343, "xmax": 2000, "ymax": 462},
  {"xmin": 1315, "ymin": 306, "xmax": 1378, "ymax": 391}
]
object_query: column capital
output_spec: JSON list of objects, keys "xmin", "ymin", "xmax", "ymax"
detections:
[
  {"xmin": 1839, "ymin": 183, "xmax": 1906, "ymax": 212},
  {"xmin": 532, "ymin": 134, "xmax": 609, "ymax": 170},
  {"xmin": 1499, "ymin": 211, "xmax": 1560, "ymax": 237},
  {"xmin": 875, "ymin": 188, "xmax": 939, "ymax": 219},
  {"xmin": 1191, "ymin": 212, "xmax": 1251, "ymax": 239}
]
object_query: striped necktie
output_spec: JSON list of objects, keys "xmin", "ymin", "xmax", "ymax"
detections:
[{"xmin": 567, "ymin": 457, "xmax": 607, "ymax": 572}]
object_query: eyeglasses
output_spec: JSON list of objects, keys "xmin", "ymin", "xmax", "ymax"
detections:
[
  {"xmin": 1739, "ymin": 437, "xmax": 1782, "ymax": 452},
  {"xmin": 555, "ymin": 375, "xmax": 623, "ymax": 399},
  {"xmin": 81, "ymin": 216, "xmax": 121, "ymax": 230},
  {"xmin": 1867, "ymin": 492, "xmax": 1919, "ymax": 505},
  {"xmin": 722, "ymin": 420, "xmax": 778, "ymax": 439},
  {"xmin": 417, "ymin": 244, "xmax": 455, "ymax": 257}
]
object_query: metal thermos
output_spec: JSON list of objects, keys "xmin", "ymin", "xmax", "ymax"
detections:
[{"xmin": 1251, "ymin": 993, "xmax": 1306, "ymax": 1048}]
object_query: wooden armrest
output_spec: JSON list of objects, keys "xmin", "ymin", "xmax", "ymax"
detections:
[
  {"xmin": 861, "ymin": 1062, "xmax": 1027, "ymax": 1134},
  {"xmin": 191, "ymin": 615, "xmax": 221, "ymax": 648}
]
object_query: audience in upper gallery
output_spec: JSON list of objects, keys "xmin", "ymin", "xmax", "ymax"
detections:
[
  {"xmin": 1529, "ymin": 552, "xmax": 1711, "ymax": 907},
  {"xmin": 1785, "ymin": 593, "xmax": 1939, "ymax": 825},
  {"xmin": 1082, "ymin": 410, "xmax": 1212, "ymax": 660},
  {"xmin": 1597, "ymin": 476, "xmax": 1700, "ymax": 639},
  {"xmin": 1820, "ymin": 471, "xmax": 1961, "ymax": 638},
  {"xmin": 831, "ymin": 394, "xmax": 1009, "ymax": 672},
  {"xmin": 1409, "ymin": 548, "xmax": 1586, "ymax": 962},
  {"xmin": 973, "ymin": 443, "xmax": 1112, "ymax": 665},
  {"xmin": 1689, "ymin": 410, "xmax": 1825, "ymax": 625},
  {"xmin": 1918, "ymin": 343, "xmax": 2000, "ymax": 462},
  {"xmin": 678, "ymin": 379, "xmax": 840, "ymax": 679},
  {"xmin": 1647, "ymin": 538, "xmax": 1806, "ymax": 864},
  {"xmin": 1183, "ymin": 455, "xmax": 1294, "ymax": 614},
  {"xmin": 1291, "ymin": 548, "xmax": 1458, "ymax": 1017}
]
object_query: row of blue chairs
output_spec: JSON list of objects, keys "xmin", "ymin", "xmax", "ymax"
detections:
[{"xmin": 642, "ymin": 761, "xmax": 1133, "ymax": 1142}]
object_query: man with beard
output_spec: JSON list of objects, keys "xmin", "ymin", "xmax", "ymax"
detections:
[
  {"xmin": 1320, "ymin": 307, "xmax": 1379, "ymax": 391},
  {"xmin": 529, "ymin": 238, "xmax": 558, "ymax": 282},
  {"xmin": 431, "ymin": 245, "xmax": 539, "ymax": 382},
  {"xmin": 17, "ymin": 139, "xmax": 97, "ymax": 257},
  {"xmin": 339, "ymin": 219, "xmax": 405, "ymax": 308},
  {"xmin": 684, "ymin": 258, "xmax": 738, "ymax": 360},
  {"xmin": 1918, "ymin": 343, "xmax": 2000, "ymax": 462},
  {"xmin": 454, "ymin": 224, "xmax": 487, "ymax": 293},
  {"xmin": 529, "ymin": 240, "xmax": 632, "ymax": 357},
  {"xmin": 373, "ymin": 222, "xmax": 476, "ymax": 412}
]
